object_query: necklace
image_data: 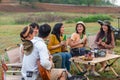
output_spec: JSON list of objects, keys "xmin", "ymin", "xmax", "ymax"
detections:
[{"xmin": 80, "ymin": 34, "xmax": 83, "ymax": 39}]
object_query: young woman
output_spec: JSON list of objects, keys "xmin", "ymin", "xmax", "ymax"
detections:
[
  {"xmin": 20, "ymin": 24, "xmax": 67, "ymax": 80},
  {"xmin": 69, "ymin": 21, "xmax": 87, "ymax": 57},
  {"xmin": 48, "ymin": 23, "xmax": 71, "ymax": 71},
  {"xmin": 69, "ymin": 21, "xmax": 100, "ymax": 76},
  {"xmin": 95, "ymin": 20, "xmax": 115, "ymax": 72},
  {"xmin": 95, "ymin": 20, "xmax": 115, "ymax": 49},
  {"xmin": 19, "ymin": 23, "xmax": 39, "ymax": 62}
]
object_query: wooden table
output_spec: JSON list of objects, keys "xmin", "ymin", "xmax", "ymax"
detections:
[{"xmin": 70, "ymin": 53, "xmax": 120, "ymax": 77}]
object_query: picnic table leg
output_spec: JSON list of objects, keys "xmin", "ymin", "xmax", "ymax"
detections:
[
  {"xmin": 74, "ymin": 63, "xmax": 83, "ymax": 72},
  {"xmin": 110, "ymin": 67, "xmax": 119, "ymax": 77},
  {"xmin": 106, "ymin": 59, "xmax": 119, "ymax": 77}
]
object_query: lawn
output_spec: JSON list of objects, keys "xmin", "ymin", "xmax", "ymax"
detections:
[{"xmin": 0, "ymin": 12, "xmax": 120, "ymax": 80}]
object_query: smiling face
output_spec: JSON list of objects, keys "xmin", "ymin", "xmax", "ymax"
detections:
[
  {"xmin": 20, "ymin": 26, "xmax": 34, "ymax": 41},
  {"xmin": 60, "ymin": 25, "xmax": 64, "ymax": 35},
  {"xmin": 102, "ymin": 25, "xmax": 108, "ymax": 32},
  {"xmin": 33, "ymin": 27, "xmax": 39, "ymax": 36},
  {"xmin": 76, "ymin": 24, "xmax": 84, "ymax": 34},
  {"xmin": 26, "ymin": 33, "xmax": 34, "ymax": 41}
]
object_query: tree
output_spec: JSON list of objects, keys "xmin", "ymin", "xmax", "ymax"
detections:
[
  {"xmin": 19, "ymin": 0, "xmax": 22, "ymax": 4},
  {"xmin": 38, "ymin": 0, "xmax": 115, "ymax": 6},
  {"xmin": 94, "ymin": 0, "xmax": 101, "ymax": 6},
  {"xmin": 19, "ymin": 0, "xmax": 38, "ymax": 4},
  {"xmin": 18, "ymin": 0, "xmax": 39, "ymax": 8}
]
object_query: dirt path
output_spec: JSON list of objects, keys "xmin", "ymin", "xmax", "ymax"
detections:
[{"xmin": 0, "ymin": 3, "xmax": 120, "ymax": 13}]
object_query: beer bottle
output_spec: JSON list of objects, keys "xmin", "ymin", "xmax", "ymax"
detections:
[
  {"xmin": 102, "ymin": 36, "xmax": 106, "ymax": 42},
  {"xmin": 63, "ymin": 34, "xmax": 67, "ymax": 41}
]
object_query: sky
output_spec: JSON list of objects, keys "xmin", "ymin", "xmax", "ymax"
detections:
[{"xmin": 113, "ymin": 0, "xmax": 120, "ymax": 6}]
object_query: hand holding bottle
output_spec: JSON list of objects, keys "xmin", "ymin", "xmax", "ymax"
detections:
[
  {"xmin": 60, "ymin": 41, "xmax": 66, "ymax": 46},
  {"xmin": 60, "ymin": 34, "xmax": 67, "ymax": 46},
  {"xmin": 96, "ymin": 39, "xmax": 102, "ymax": 45},
  {"xmin": 101, "ymin": 42, "xmax": 106, "ymax": 46}
]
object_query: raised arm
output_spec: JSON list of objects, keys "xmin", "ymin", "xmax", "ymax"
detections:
[
  {"xmin": 47, "ymin": 35, "xmax": 65, "ymax": 50},
  {"xmin": 69, "ymin": 33, "xmax": 87, "ymax": 48}
]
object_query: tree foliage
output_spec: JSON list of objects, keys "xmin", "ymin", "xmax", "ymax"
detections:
[
  {"xmin": 18, "ymin": 0, "xmax": 116, "ymax": 6},
  {"xmin": 18, "ymin": 0, "xmax": 38, "ymax": 4},
  {"xmin": 38, "ymin": 0, "xmax": 114, "ymax": 6}
]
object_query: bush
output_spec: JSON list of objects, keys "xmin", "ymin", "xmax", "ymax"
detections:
[
  {"xmin": 66, "ymin": 14, "xmax": 112, "ymax": 23},
  {"xmin": 14, "ymin": 13, "xmax": 70, "ymax": 24}
]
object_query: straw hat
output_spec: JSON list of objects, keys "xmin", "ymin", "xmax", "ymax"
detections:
[
  {"xmin": 23, "ymin": 40, "xmax": 33, "ymax": 56},
  {"xmin": 76, "ymin": 21, "xmax": 86, "ymax": 27},
  {"xmin": 102, "ymin": 20, "xmax": 111, "ymax": 27}
]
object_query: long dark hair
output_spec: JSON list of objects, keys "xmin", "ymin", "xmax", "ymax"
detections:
[
  {"xmin": 96, "ymin": 25, "xmax": 112, "ymax": 44},
  {"xmin": 76, "ymin": 23, "xmax": 86, "ymax": 34},
  {"xmin": 51, "ymin": 23, "xmax": 63, "ymax": 42}
]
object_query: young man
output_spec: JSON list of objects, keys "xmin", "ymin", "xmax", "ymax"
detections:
[{"xmin": 29, "ymin": 22, "xmax": 39, "ymax": 36}]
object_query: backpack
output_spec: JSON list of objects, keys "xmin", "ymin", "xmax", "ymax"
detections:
[{"xmin": 68, "ymin": 75, "xmax": 87, "ymax": 80}]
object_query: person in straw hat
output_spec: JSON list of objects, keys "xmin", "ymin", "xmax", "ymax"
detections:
[
  {"xmin": 69, "ymin": 21, "xmax": 100, "ymax": 76},
  {"xmin": 69, "ymin": 21, "xmax": 87, "ymax": 57},
  {"xmin": 95, "ymin": 20, "xmax": 115, "ymax": 72}
]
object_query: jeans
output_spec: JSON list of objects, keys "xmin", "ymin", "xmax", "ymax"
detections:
[
  {"xmin": 70, "ymin": 47, "xmax": 86, "ymax": 57},
  {"xmin": 52, "ymin": 53, "xmax": 62, "ymax": 68},
  {"xmin": 59, "ymin": 52, "xmax": 71, "ymax": 71}
]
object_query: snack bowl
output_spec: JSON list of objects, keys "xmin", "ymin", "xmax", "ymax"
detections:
[{"xmin": 82, "ymin": 56, "xmax": 93, "ymax": 61}]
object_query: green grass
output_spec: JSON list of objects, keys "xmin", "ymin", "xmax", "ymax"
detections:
[
  {"xmin": 0, "ymin": 12, "xmax": 116, "ymax": 25},
  {"xmin": 0, "ymin": 12, "xmax": 120, "ymax": 80},
  {"xmin": 0, "ymin": 25, "xmax": 24, "ymax": 54},
  {"xmin": 0, "ymin": 12, "xmax": 87, "ymax": 25}
]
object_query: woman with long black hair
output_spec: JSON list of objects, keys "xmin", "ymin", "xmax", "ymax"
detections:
[
  {"xmin": 95, "ymin": 20, "xmax": 115, "ymax": 72},
  {"xmin": 95, "ymin": 20, "xmax": 115, "ymax": 49},
  {"xmin": 48, "ymin": 23, "xmax": 71, "ymax": 72}
]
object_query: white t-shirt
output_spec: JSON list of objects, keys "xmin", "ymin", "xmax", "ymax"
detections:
[{"xmin": 21, "ymin": 37, "xmax": 52, "ymax": 78}]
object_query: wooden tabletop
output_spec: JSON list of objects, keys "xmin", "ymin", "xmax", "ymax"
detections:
[{"xmin": 70, "ymin": 54, "xmax": 120, "ymax": 65}]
